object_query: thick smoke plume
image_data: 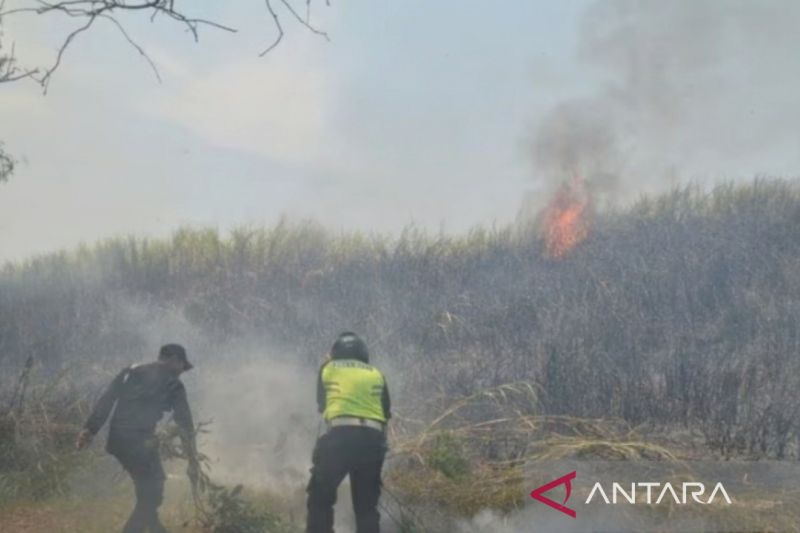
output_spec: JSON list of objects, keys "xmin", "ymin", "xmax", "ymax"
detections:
[{"xmin": 531, "ymin": 0, "xmax": 800, "ymax": 208}]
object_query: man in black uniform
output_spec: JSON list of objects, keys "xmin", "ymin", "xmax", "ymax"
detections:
[
  {"xmin": 76, "ymin": 344, "xmax": 198, "ymax": 533},
  {"xmin": 307, "ymin": 332, "xmax": 391, "ymax": 533}
]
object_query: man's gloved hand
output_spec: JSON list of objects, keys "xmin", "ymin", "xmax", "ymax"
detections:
[{"xmin": 75, "ymin": 429, "xmax": 93, "ymax": 450}]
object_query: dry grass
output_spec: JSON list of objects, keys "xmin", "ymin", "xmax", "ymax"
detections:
[
  {"xmin": 2, "ymin": 180, "xmax": 800, "ymax": 530},
  {"xmin": 384, "ymin": 382, "xmax": 800, "ymax": 532},
  {"xmin": 3, "ymin": 378, "xmax": 800, "ymax": 532}
]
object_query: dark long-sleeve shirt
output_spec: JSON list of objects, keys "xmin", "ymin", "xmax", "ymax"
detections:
[{"xmin": 84, "ymin": 361, "xmax": 194, "ymax": 441}]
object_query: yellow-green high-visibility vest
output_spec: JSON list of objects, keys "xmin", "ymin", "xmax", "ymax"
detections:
[{"xmin": 321, "ymin": 359, "xmax": 387, "ymax": 423}]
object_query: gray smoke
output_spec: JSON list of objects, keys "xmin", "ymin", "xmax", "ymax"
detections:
[
  {"xmin": 64, "ymin": 297, "xmax": 391, "ymax": 529},
  {"xmin": 531, "ymin": 0, "xmax": 800, "ymax": 207}
]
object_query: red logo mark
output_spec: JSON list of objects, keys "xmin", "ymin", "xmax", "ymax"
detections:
[{"xmin": 530, "ymin": 471, "xmax": 577, "ymax": 518}]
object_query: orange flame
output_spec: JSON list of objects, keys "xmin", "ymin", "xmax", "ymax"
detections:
[{"xmin": 541, "ymin": 175, "xmax": 590, "ymax": 259}]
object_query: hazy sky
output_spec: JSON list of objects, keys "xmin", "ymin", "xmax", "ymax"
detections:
[{"xmin": 1, "ymin": 1, "xmax": 798, "ymax": 262}]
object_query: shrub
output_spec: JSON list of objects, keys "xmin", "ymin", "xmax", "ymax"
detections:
[{"xmin": 200, "ymin": 484, "xmax": 300, "ymax": 533}]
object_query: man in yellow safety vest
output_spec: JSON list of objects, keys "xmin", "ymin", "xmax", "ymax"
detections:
[{"xmin": 306, "ymin": 332, "xmax": 391, "ymax": 533}]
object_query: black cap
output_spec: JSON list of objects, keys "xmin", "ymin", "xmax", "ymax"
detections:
[
  {"xmin": 159, "ymin": 343, "xmax": 193, "ymax": 371},
  {"xmin": 330, "ymin": 332, "xmax": 369, "ymax": 363}
]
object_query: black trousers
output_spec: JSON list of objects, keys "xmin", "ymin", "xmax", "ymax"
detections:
[
  {"xmin": 306, "ymin": 425, "xmax": 387, "ymax": 533},
  {"xmin": 109, "ymin": 432, "xmax": 168, "ymax": 533}
]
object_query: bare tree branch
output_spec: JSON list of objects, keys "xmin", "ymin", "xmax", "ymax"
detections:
[
  {"xmin": 0, "ymin": 3, "xmax": 38, "ymax": 83},
  {"xmin": 0, "ymin": 0, "xmax": 332, "ymax": 185},
  {"xmin": 0, "ymin": 43, "xmax": 38, "ymax": 82},
  {"xmin": 260, "ymin": 0, "xmax": 284, "ymax": 57},
  {"xmin": 0, "ymin": 1, "xmax": 240, "ymax": 90},
  {"xmin": 0, "ymin": 0, "xmax": 331, "ymax": 90},
  {"xmin": 278, "ymin": 0, "xmax": 328, "ymax": 41},
  {"xmin": 37, "ymin": 12, "xmax": 97, "ymax": 92},
  {"xmin": 261, "ymin": 0, "xmax": 328, "ymax": 57},
  {"xmin": 99, "ymin": 13, "xmax": 161, "ymax": 83},
  {"xmin": 0, "ymin": 69, "xmax": 36, "ymax": 82}
]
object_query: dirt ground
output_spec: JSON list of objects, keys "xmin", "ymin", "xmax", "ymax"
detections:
[{"xmin": 0, "ymin": 495, "xmax": 201, "ymax": 533}]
